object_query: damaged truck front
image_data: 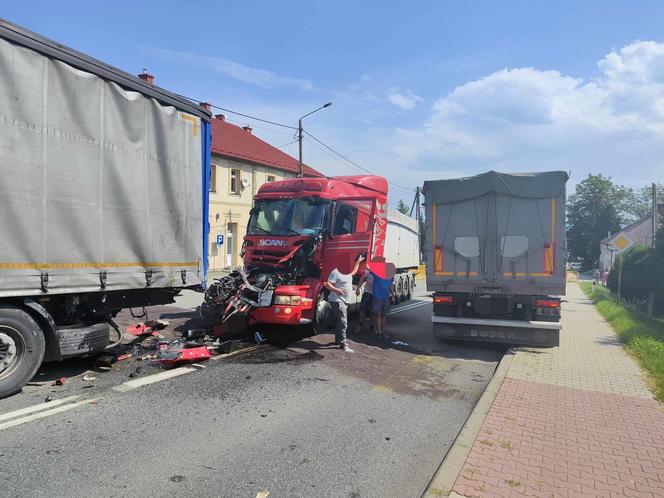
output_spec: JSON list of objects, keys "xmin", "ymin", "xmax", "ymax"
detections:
[
  {"xmin": 204, "ymin": 175, "xmax": 420, "ymax": 334},
  {"xmin": 424, "ymin": 171, "xmax": 568, "ymax": 347},
  {"xmin": 0, "ymin": 19, "xmax": 211, "ymax": 397}
]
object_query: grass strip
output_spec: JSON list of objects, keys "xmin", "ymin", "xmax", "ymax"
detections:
[{"xmin": 580, "ymin": 282, "xmax": 664, "ymax": 403}]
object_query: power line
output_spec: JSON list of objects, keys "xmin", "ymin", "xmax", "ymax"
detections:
[
  {"xmin": 303, "ymin": 130, "xmax": 415, "ymax": 193},
  {"xmin": 175, "ymin": 92, "xmax": 416, "ymax": 193},
  {"xmin": 174, "ymin": 92, "xmax": 297, "ymax": 130},
  {"xmin": 303, "ymin": 136, "xmax": 358, "ymax": 174}
]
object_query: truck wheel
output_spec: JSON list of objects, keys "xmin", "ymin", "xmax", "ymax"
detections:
[
  {"xmin": 404, "ymin": 275, "xmax": 412, "ymax": 301},
  {"xmin": 310, "ymin": 292, "xmax": 331, "ymax": 336},
  {"xmin": 0, "ymin": 306, "xmax": 46, "ymax": 399}
]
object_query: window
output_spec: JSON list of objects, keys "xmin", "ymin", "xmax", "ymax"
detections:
[
  {"xmin": 266, "ymin": 174, "xmax": 276, "ymax": 183},
  {"xmin": 500, "ymin": 235, "xmax": 528, "ymax": 257},
  {"xmin": 333, "ymin": 203, "xmax": 358, "ymax": 235},
  {"xmin": 454, "ymin": 236, "xmax": 480, "ymax": 258},
  {"xmin": 230, "ymin": 169, "xmax": 240, "ymax": 194},
  {"xmin": 209, "ymin": 165, "xmax": 217, "ymax": 192}
]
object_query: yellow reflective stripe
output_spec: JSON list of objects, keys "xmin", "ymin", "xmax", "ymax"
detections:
[
  {"xmin": 0, "ymin": 261, "xmax": 198, "ymax": 270},
  {"xmin": 180, "ymin": 113, "xmax": 199, "ymax": 137}
]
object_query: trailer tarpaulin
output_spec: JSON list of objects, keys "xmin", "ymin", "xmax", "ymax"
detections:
[
  {"xmin": 0, "ymin": 35, "xmax": 204, "ymax": 297},
  {"xmin": 423, "ymin": 170, "xmax": 568, "ymax": 204}
]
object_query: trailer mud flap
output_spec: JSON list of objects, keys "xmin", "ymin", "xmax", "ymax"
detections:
[{"xmin": 432, "ymin": 317, "xmax": 560, "ymax": 347}]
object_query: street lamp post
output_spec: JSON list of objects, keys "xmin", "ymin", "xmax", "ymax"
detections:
[{"xmin": 298, "ymin": 102, "xmax": 332, "ymax": 177}]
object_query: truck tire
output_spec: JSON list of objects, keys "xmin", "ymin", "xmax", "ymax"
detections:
[
  {"xmin": 404, "ymin": 275, "xmax": 412, "ymax": 301},
  {"xmin": 56, "ymin": 322, "xmax": 110, "ymax": 358},
  {"xmin": 309, "ymin": 292, "xmax": 331, "ymax": 336},
  {"xmin": 0, "ymin": 306, "xmax": 46, "ymax": 399},
  {"xmin": 395, "ymin": 276, "xmax": 403, "ymax": 302}
]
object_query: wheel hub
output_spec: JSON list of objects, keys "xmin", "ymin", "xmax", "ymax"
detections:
[{"xmin": 0, "ymin": 331, "xmax": 18, "ymax": 376}]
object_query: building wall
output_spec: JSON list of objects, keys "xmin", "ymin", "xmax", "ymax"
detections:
[
  {"xmin": 208, "ymin": 154, "xmax": 295, "ymax": 270},
  {"xmin": 599, "ymin": 217, "xmax": 653, "ymax": 272}
]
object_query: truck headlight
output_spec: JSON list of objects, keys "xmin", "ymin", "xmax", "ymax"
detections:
[{"xmin": 274, "ymin": 295, "xmax": 302, "ymax": 305}]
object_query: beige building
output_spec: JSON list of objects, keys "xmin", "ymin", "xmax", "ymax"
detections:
[{"xmin": 207, "ymin": 114, "xmax": 321, "ymax": 271}]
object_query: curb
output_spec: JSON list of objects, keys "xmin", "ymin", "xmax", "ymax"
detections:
[{"xmin": 422, "ymin": 347, "xmax": 516, "ymax": 497}]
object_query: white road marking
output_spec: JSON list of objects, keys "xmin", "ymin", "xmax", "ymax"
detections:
[
  {"xmin": 0, "ymin": 395, "xmax": 81, "ymax": 423},
  {"xmin": 0, "ymin": 398, "xmax": 97, "ymax": 431},
  {"xmin": 389, "ymin": 300, "xmax": 430, "ymax": 315},
  {"xmin": 111, "ymin": 366, "xmax": 197, "ymax": 392}
]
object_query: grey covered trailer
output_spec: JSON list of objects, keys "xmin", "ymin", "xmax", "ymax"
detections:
[
  {"xmin": 423, "ymin": 170, "xmax": 568, "ymax": 346},
  {"xmin": 0, "ymin": 18, "xmax": 211, "ymax": 297},
  {"xmin": 0, "ymin": 18, "xmax": 211, "ymax": 397}
]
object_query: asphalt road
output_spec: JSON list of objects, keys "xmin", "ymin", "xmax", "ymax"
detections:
[{"xmin": 0, "ymin": 287, "xmax": 504, "ymax": 498}]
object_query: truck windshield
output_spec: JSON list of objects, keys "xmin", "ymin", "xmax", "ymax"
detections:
[{"xmin": 248, "ymin": 199, "xmax": 329, "ymax": 237}]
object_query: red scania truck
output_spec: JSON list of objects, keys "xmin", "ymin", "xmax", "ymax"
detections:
[{"xmin": 204, "ymin": 175, "xmax": 420, "ymax": 333}]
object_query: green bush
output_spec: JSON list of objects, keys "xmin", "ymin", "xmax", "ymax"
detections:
[{"xmin": 607, "ymin": 222, "xmax": 664, "ymax": 314}]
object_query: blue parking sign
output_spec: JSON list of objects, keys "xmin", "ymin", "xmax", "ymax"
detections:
[{"xmin": 216, "ymin": 234, "xmax": 224, "ymax": 245}]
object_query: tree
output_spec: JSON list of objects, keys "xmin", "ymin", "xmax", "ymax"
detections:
[
  {"xmin": 397, "ymin": 199, "xmax": 410, "ymax": 215},
  {"xmin": 566, "ymin": 174, "xmax": 633, "ymax": 270},
  {"xmin": 625, "ymin": 183, "xmax": 664, "ymax": 220}
]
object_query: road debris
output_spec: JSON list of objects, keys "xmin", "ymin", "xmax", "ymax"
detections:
[
  {"xmin": 82, "ymin": 374, "xmax": 96, "ymax": 382},
  {"xmin": 94, "ymin": 354, "xmax": 117, "ymax": 367},
  {"xmin": 44, "ymin": 395, "xmax": 53, "ymax": 402},
  {"xmin": 158, "ymin": 346, "xmax": 212, "ymax": 367},
  {"xmin": 126, "ymin": 323, "xmax": 154, "ymax": 336},
  {"xmin": 392, "ymin": 340, "xmax": 408, "ymax": 347},
  {"xmin": 255, "ymin": 491, "xmax": 270, "ymax": 498},
  {"xmin": 51, "ymin": 377, "xmax": 67, "ymax": 386},
  {"xmin": 185, "ymin": 328, "xmax": 207, "ymax": 340},
  {"xmin": 254, "ymin": 331, "xmax": 266, "ymax": 344},
  {"xmin": 128, "ymin": 367, "xmax": 142, "ymax": 378}
]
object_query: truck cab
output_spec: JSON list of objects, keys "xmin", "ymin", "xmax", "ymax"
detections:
[{"xmin": 239, "ymin": 175, "xmax": 389, "ymax": 332}]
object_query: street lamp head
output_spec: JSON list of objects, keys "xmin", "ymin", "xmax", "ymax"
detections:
[{"xmin": 323, "ymin": 102, "xmax": 332, "ymax": 108}]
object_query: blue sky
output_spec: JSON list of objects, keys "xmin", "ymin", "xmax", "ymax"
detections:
[{"xmin": 4, "ymin": 1, "xmax": 664, "ymax": 203}]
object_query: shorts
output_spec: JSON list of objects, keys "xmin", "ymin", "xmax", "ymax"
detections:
[
  {"xmin": 371, "ymin": 297, "xmax": 390, "ymax": 315},
  {"xmin": 360, "ymin": 292, "xmax": 372, "ymax": 314}
]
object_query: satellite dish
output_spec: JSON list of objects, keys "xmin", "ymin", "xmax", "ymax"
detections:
[{"xmin": 241, "ymin": 178, "xmax": 249, "ymax": 189}]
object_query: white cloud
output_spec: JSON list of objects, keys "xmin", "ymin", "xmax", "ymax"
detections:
[
  {"xmin": 393, "ymin": 41, "xmax": 664, "ymax": 187},
  {"xmin": 387, "ymin": 89, "xmax": 424, "ymax": 109},
  {"xmin": 152, "ymin": 48, "xmax": 313, "ymax": 91}
]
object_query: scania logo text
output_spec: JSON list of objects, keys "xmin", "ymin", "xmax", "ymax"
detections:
[{"xmin": 258, "ymin": 239, "xmax": 288, "ymax": 247}]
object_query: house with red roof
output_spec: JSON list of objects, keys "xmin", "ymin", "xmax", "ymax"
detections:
[{"xmin": 207, "ymin": 112, "xmax": 323, "ymax": 270}]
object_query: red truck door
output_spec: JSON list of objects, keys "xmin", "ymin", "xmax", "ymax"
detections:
[{"xmin": 322, "ymin": 199, "xmax": 375, "ymax": 279}]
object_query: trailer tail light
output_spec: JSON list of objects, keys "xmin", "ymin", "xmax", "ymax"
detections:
[
  {"xmin": 535, "ymin": 299, "xmax": 560, "ymax": 309},
  {"xmin": 433, "ymin": 295, "xmax": 456, "ymax": 305}
]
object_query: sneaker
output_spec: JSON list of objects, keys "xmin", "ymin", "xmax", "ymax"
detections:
[{"xmin": 340, "ymin": 342, "xmax": 354, "ymax": 353}]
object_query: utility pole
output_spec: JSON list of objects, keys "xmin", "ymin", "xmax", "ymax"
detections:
[
  {"xmin": 652, "ymin": 182, "xmax": 657, "ymax": 249},
  {"xmin": 297, "ymin": 102, "xmax": 332, "ymax": 178},
  {"xmin": 648, "ymin": 183, "xmax": 657, "ymax": 316},
  {"xmin": 298, "ymin": 118, "xmax": 303, "ymax": 178}
]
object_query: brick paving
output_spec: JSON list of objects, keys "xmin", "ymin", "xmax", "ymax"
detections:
[{"xmin": 453, "ymin": 283, "xmax": 664, "ymax": 498}]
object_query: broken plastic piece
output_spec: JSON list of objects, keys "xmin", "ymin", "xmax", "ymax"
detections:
[
  {"xmin": 158, "ymin": 346, "xmax": 212, "ymax": 367},
  {"xmin": 116, "ymin": 353, "xmax": 132, "ymax": 362},
  {"xmin": 51, "ymin": 377, "xmax": 67, "ymax": 386},
  {"xmin": 82, "ymin": 374, "xmax": 96, "ymax": 382},
  {"xmin": 254, "ymin": 331, "xmax": 265, "ymax": 344},
  {"xmin": 126, "ymin": 323, "xmax": 154, "ymax": 336},
  {"xmin": 391, "ymin": 340, "xmax": 408, "ymax": 347}
]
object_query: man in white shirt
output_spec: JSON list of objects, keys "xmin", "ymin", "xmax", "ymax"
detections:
[{"xmin": 325, "ymin": 254, "xmax": 364, "ymax": 352}]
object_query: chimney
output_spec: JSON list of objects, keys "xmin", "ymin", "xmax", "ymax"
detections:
[
  {"xmin": 215, "ymin": 114, "xmax": 226, "ymax": 121},
  {"xmin": 138, "ymin": 68, "xmax": 154, "ymax": 85},
  {"xmin": 199, "ymin": 102, "xmax": 211, "ymax": 111},
  {"xmin": 242, "ymin": 126, "xmax": 253, "ymax": 134}
]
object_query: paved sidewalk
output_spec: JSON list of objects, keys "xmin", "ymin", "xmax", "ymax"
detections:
[{"xmin": 452, "ymin": 283, "xmax": 664, "ymax": 498}]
